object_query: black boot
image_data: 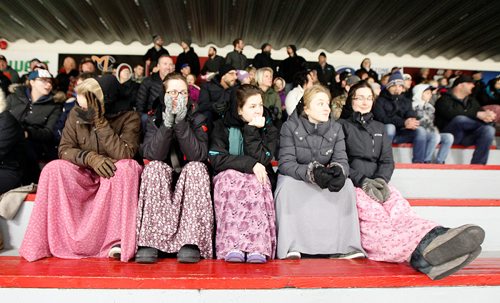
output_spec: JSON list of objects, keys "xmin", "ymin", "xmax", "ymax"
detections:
[
  {"xmin": 177, "ymin": 244, "xmax": 201, "ymax": 263},
  {"xmin": 135, "ymin": 246, "xmax": 158, "ymax": 264}
]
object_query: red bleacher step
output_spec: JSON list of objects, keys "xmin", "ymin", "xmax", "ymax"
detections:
[{"xmin": 1, "ymin": 257, "xmax": 499, "ymax": 289}]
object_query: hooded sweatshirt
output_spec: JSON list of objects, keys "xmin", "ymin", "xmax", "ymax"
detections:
[{"xmin": 412, "ymin": 84, "xmax": 438, "ymax": 134}]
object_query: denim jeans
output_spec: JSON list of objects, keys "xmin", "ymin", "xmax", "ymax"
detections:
[
  {"xmin": 442, "ymin": 115, "xmax": 495, "ymax": 164},
  {"xmin": 384, "ymin": 124, "xmax": 428, "ymax": 163},
  {"xmin": 435, "ymin": 133, "xmax": 454, "ymax": 164}
]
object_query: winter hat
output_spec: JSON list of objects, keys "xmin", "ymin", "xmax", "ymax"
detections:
[
  {"xmin": 181, "ymin": 63, "xmax": 190, "ymax": 69},
  {"xmin": 386, "ymin": 72, "xmax": 404, "ymax": 88},
  {"xmin": 403, "ymin": 73, "xmax": 412, "ymax": 81},
  {"xmin": 346, "ymin": 75, "xmax": 361, "ymax": 86},
  {"xmin": 75, "ymin": 78, "xmax": 104, "ymax": 104},
  {"xmin": 237, "ymin": 70, "xmax": 250, "ymax": 82},
  {"xmin": 452, "ymin": 75, "xmax": 474, "ymax": 87},
  {"xmin": 115, "ymin": 63, "xmax": 132, "ymax": 82},
  {"xmin": 28, "ymin": 69, "xmax": 52, "ymax": 80},
  {"xmin": 0, "ymin": 55, "xmax": 6, "ymax": 62},
  {"xmin": 218, "ymin": 64, "xmax": 236, "ymax": 78}
]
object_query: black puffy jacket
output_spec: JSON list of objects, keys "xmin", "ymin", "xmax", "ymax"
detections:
[
  {"xmin": 373, "ymin": 89, "xmax": 416, "ymax": 129},
  {"xmin": 135, "ymin": 73, "xmax": 164, "ymax": 114},
  {"xmin": 141, "ymin": 101, "xmax": 209, "ymax": 167}
]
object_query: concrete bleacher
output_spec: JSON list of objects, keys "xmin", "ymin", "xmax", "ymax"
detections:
[{"xmin": 2, "ymin": 154, "xmax": 500, "ymax": 301}]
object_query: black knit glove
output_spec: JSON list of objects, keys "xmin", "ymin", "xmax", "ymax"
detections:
[
  {"xmin": 326, "ymin": 165, "xmax": 346, "ymax": 192},
  {"xmin": 313, "ymin": 166, "xmax": 332, "ymax": 189}
]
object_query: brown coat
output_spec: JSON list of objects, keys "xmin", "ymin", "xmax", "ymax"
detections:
[{"xmin": 59, "ymin": 109, "xmax": 141, "ymax": 166}]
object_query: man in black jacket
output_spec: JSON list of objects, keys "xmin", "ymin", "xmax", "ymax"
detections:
[
  {"xmin": 201, "ymin": 47, "xmax": 224, "ymax": 76},
  {"xmin": 143, "ymin": 35, "xmax": 170, "ymax": 74},
  {"xmin": 136, "ymin": 55, "xmax": 175, "ymax": 129},
  {"xmin": 279, "ymin": 45, "xmax": 306, "ymax": 93},
  {"xmin": 197, "ymin": 64, "xmax": 238, "ymax": 127},
  {"xmin": 175, "ymin": 39, "xmax": 200, "ymax": 77},
  {"xmin": 253, "ymin": 43, "xmax": 275, "ymax": 72},
  {"xmin": 373, "ymin": 72, "xmax": 428, "ymax": 163},
  {"xmin": 314, "ymin": 52, "xmax": 336, "ymax": 88},
  {"xmin": 435, "ymin": 75, "xmax": 495, "ymax": 164}
]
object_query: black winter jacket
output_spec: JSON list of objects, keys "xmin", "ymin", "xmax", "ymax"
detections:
[
  {"xmin": 279, "ymin": 55, "xmax": 307, "ymax": 83},
  {"xmin": 7, "ymin": 86, "xmax": 62, "ymax": 148},
  {"xmin": 135, "ymin": 72, "xmax": 165, "ymax": 114},
  {"xmin": 197, "ymin": 78, "xmax": 237, "ymax": 125},
  {"xmin": 434, "ymin": 92, "xmax": 482, "ymax": 131},
  {"xmin": 373, "ymin": 89, "xmax": 416, "ymax": 129},
  {"xmin": 278, "ymin": 110, "xmax": 349, "ymax": 182},
  {"xmin": 209, "ymin": 98, "xmax": 278, "ymax": 188},
  {"xmin": 141, "ymin": 102, "xmax": 209, "ymax": 167},
  {"xmin": 339, "ymin": 112, "xmax": 394, "ymax": 187}
]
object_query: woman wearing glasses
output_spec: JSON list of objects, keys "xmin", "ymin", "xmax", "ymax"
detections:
[
  {"xmin": 135, "ymin": 73, "xmax": 213, "ymax": 264},
  {"xmin": 339, "ymin": 81, "xmax": 484, "ymax": 280}
]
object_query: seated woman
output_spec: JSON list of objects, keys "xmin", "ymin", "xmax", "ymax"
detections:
[
  {"xmin": 275, "ymin": 84, "xmax": 364, "ymax": 260},
  {"xmin": 7, "ymin": 69, "xmax": 62, "ymax": 183},
  {"xmin": 256, "ymin": 67, "xmax": 282, "ymax": 128},
  {"xmin": 339, "ymin": 81, "xmax": 484, "ymax": 280},
  {"xmin": 209, "ymin": 84, "xmax": 278, "ymax": 263},
  {"xmin": 0, "ymin": 89, "xmax": 25, "ymax": 193},
  {"xmin": 135, "ymin": 73, "xmax": 213, "ymax": 264},
  {"xmin": 19, "ymin": 77, "xmax": 142, "ymax": 262}
]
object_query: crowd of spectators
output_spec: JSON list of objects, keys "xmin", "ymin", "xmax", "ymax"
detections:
[{"xmin": 0, "ymin": 35, "xmax": 497, "ymax": 281}]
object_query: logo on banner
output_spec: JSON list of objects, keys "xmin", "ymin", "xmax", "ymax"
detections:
[{"xmin": 91, "ymin": 55, "xmax": 116, "ymax": 73}]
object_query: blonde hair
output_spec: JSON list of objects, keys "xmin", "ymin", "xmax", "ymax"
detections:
[
  {"xmin": 255, "ymin": 67, "xmax": 273, "ymax": 87},
  {"xmin": 75, "ymin": 78, "xmax": 104, "ymax": 103},
  {"xmin": 303, "ymin": 84, "xmax": 331, "ymax": 109}
]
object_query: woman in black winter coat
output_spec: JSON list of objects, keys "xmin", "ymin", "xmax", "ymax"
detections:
[
  {"xmin": 0, "ymin": 89, "xmax": 26, "ymax": 193},
  {"xmin": 209, "ymin": 84, "xmax": 278, "ymax": 263},
  {"xmin": 339, "ymin": 81, "xmax": 485, "ymax": 280},
  {"xmin": 135, "ymin": 73, "xmax": 213, "ymax": 265}
]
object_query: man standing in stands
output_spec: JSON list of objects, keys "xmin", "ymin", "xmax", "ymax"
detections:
[
  {"xmin": 253, "ymin": 43, "xmax": 275, "ymax": 71},
  {"xmin": 197, "ymin": 64, "xmax": 238, "ymax": 126},
  {"xmin": 143, "ymin": 35, "xmax": 170, "ymax": 75},
  {"xmin": 279, "ymin": 45, "xmax": 306, "ymax": 93},
  {"xmin": 136, "ymin": 55, "xmax": 175, "ymax": 127},
  {"xmin": 175, "ymin": 38, "xmax": 200, "ymax": 77},
  {"xmin": 435, "ymin": 75, "xmax": 496, "ymax": 164},
  {"xmin": 225, "ymin": 38, "xmax": 247, "ymax": 70},
  {"xmin": 201, "ymin": 46, "xmax": 224, "ymax": 77},
  {"xmin": 314, "ymin": 52, "xmax": 336, "ymax": 88},
  {"xmin": 79, "ymin": 57, "xmax": 97, "ymax": 75}
]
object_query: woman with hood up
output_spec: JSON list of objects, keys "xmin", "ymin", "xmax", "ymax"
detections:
[
  {"xmin": 339, "ymin": 81, "xmax": 484, "ymax": 280},
  {"xmin": 19, "ymin": 76, "xmax": 142, "ymax": 262},
  {"xmin": 412, "ymin": 84, "xmax": 453, "ymax": 163},
  {"xmin": 209, "ymin": 84, "xmax": 278, "ymax": 263}
]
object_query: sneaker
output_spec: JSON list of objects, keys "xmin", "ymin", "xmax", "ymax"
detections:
[
  {"xmin": 424, "ymin": 246, "xmax": 482, "ymax": 280},
  {"xmin": 247, "ymin": 252, "xmax": 267, "ymax": 264},
  {"xmin": 329, "ymin": 251, "xmax": 365, "ymax": 259},
  {"xmin": 423, "ymin": 224, "xmax": 485, "ymax": 266},
  {"xmin": 135, "ymin": 246, "xmax": 158, "ymax": 264},
  {"xmin": 177, "ymin": 244, "xmax": 201, "ymax": 263},
  {"xmin": 225, "ymin": 250, "xmax": 245, "ymax": 263},
  {"xmin": 285, "ymin": 251, "xmax": 301, "ymax": 260},
  {"xmin": 108, "ymin": 244, "xmax": 121, "ymax": 259}
]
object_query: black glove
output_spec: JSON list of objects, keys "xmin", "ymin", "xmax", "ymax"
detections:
[
  {"xmin": 212, "ymin": 99, "xmax": 228, "ymax": 115},
  {"xmin": 326, "ymin": 165, "xmax": 346, "ymax": 192},
  {"xmin": 313, "ymin": 166, "xmax": 331, "ymax": 189}
]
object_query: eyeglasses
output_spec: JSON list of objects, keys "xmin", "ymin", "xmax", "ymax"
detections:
[
  {"xmin": 353, "ymin": 96, "xmax": 374, "ymax": 102},
  {"xmin": 166, "ymin": 90, "xmax": 188, "ymax": 97}
]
